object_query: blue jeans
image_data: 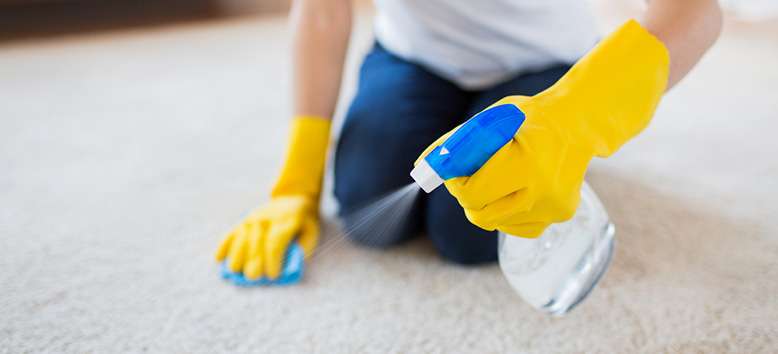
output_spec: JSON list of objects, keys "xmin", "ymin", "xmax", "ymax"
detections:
[{"xmin": 334, "ymin": 42, "xmax": 570, "ymax": 264}]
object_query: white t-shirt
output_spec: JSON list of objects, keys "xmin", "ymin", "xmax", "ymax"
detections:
[{"xmin": 373, "ymin": 0, "xmax": 599, "ymax": 89}]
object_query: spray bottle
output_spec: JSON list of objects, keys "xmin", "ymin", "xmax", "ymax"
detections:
[{"xmin": 410, "ymin": 104, "xmax": 615, "ymax": 316}]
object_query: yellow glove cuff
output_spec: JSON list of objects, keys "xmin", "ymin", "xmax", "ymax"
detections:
[
  {"xmin": 271, "ymin": 116, "xmax": 331, "ymax": 200},
  {"xmin": 538, "ymin": 19, "xmax": 670, "ymax": 157}
]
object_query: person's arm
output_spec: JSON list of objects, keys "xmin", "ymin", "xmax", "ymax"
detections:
[
  {"xmin": 215, "ymin": 0, "xmax": 352, "ymax": 283},
  {"xmin": 290, "ymin": 0, "xmax": 353, "ymax": 119},
  {"xmin": 640, "ymin": 0, "xmax": 723, "ymax": 90},
  {"xmin": 417, "ymin": 7, "xmax": 724, "ymax": 238}
]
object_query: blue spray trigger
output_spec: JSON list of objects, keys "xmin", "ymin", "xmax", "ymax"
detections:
[{"xmin": 425, "ymin": 104, "xmax": 525, "ymax": 180}]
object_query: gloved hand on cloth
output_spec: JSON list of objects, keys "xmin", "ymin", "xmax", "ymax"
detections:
[
  {"xmin": 216, "ymin": 117, "xmax": 330, "ymax": 285},
  {"xmin": 417, "ymin": 20, "xmax": 670, "ymax": 238}
]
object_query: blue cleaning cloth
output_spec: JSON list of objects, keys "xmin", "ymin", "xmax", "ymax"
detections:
[{"xmin": 220, "ymin": 243, "xmax": 304, "ymax": 286}]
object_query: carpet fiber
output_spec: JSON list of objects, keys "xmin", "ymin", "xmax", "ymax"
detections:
[{"xmin": 1, "ymin": 11, "xmax": 777, "ymax": 353}]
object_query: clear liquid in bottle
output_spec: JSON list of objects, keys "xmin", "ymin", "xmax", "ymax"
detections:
[{"xmin": 498, "ymin": 181, "xmax": 615, "ymax": 316}]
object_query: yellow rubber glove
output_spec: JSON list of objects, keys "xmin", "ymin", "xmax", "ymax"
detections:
[
  {"xmin": 419, "ymin": 20, "xmax": 669, "ymax": 238},
  {"xmin": 215, "ymin": 116, "xmax": 330, "ymax": 279}
]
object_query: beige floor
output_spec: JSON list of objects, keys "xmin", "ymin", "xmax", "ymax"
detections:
[{"xmin": 1, "ymin": 8, "xmax": 777, "ymax": 354}]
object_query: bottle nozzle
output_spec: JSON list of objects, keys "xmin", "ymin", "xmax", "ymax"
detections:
[{"xmin": 410, "ymin": 159, "xmax": 444, "ymax": 193}]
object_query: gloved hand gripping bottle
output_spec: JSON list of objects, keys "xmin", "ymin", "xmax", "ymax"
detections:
[
  {"xmin": 411, "ymin": 20, "xmax": 669, "ymax": 315},
  {"xmin": 410, "ymin": 104, "xmax": 615, "ymax": 316}
]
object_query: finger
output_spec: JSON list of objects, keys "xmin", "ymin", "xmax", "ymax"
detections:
[
  {"xmin": 246, "ymin": 219, "xmax": 262, "ymax": 260},
  {"xmin": 461, "ymin": 189, "xmax": 532, "ymax": 230},
  {"xmin": 227, "ymin": 224, "xmax": 248, "ymax": 272},
  {"xmin": 444, "ymin": 139, "xmax": 529, "ymax": 210},
  {"xmin": 297, "ymin": 217, "xmax": 319, "ymax": 261},
  {"xmin": 244, "ymin": 259, "xmax": 263, "ymax": 280},
  {"xmin": 214, "ymin": 231, "xmax": 235, "ymax": 261},
  {"xmin": 243, "ymin": 220, "xmax": 264, "ymax": 280},
  {"xmin": 497, "ymin": 222, "xmax": 550, "ymax": 239},
  {"xmin": 264, "ymin": 220, "xmax": 299, "ymax": 279}
]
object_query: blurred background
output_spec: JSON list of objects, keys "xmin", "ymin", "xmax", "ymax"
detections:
[
  {"xmin": 1, "ymin": 0, "xmax": 777, "ymax": 353},
  {"xmin": 0, "ymin": 0, "xmax": 289, "ymax": 42},
  {"xmin": 1, "ymin": 0, "xmax": 777, "ymax": 41}
]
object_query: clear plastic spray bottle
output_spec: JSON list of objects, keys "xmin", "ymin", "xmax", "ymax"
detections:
[{"xmin": 411, "ymin": 104, "xmax": 615, "ymax": 316}]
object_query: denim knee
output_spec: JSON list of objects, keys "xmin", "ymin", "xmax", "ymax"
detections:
[{"xmin": 425, "ymin": 188, "xmax": 498, "ymax": 265}]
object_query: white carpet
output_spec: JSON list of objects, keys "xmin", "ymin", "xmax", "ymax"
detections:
[{"xmin": 1, "ymin": 11, "xmax": 777, "ymax": 354}]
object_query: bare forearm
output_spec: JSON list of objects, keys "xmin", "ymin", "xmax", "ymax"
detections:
[
  {"xmin": 290, "ymin": 0, "xmax": 352, "ymax": 119},
  {"xmin": 640, "ymin": 0, "xmax": 722, "ymax": 90}
]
